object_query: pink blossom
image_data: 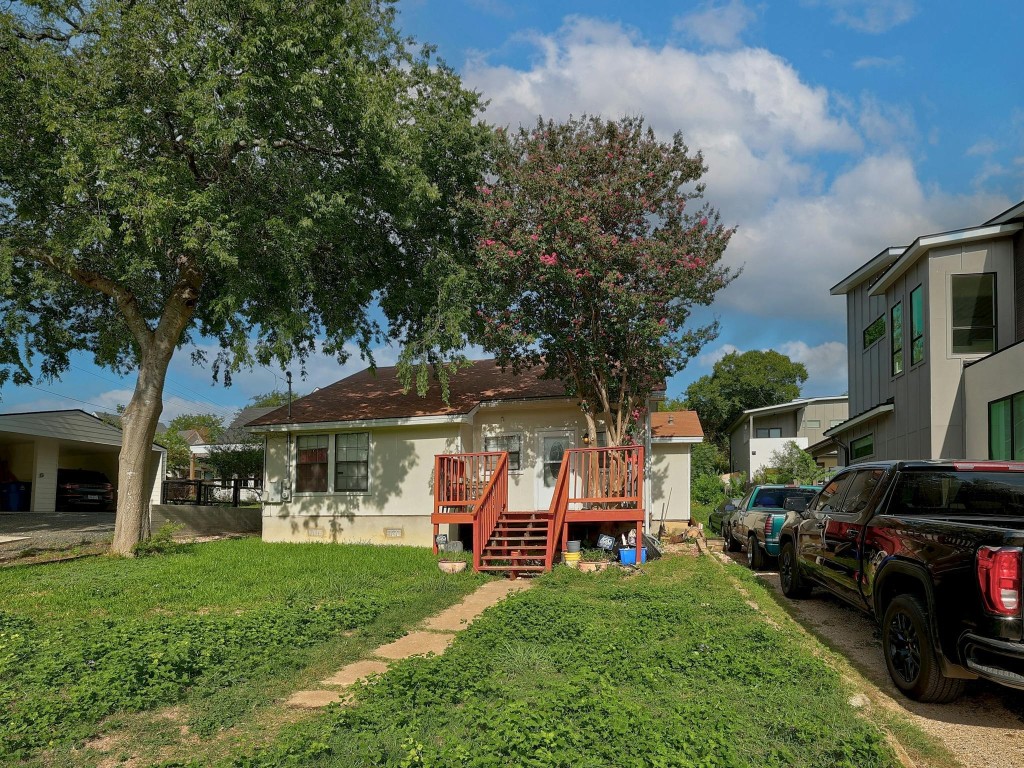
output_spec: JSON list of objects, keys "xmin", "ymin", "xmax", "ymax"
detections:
[
  {"xmin": 700, "ymin": 217, "xmax": 708, "ymax": 226},
  {"xmin": 529, "ymin": 233, "xmax": 539, "ymax": 241},
  {"xmin": 540, "ymin": 253, "xmax": 558, "ymax": 266},
  {"xmin": 579, "ymin": 216, "xmax": 589, "ymax": 223}
]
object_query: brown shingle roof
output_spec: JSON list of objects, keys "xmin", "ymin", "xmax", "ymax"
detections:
[
  {"xmin": 247, "ymin": 359, "xmax": 569, "ymax": 427},
  {"xmin": 651, "ymin": 411, "xmax": 703, "ymax": 439}
]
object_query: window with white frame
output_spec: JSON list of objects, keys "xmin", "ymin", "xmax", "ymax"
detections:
[
  {"xmin": 805, "ymin": 419, "xmax": 821, "ymax": 428},
  {"xmin": 335, "ymin": 432, "xmax": 370, "ymax": 492},
  {"xmin": 484, "ymin": 434, "xmax": 522, "ymax": 471},
  {"xmin": 295, "ymin": 434, "xmax": 329, "ymax": 493}
]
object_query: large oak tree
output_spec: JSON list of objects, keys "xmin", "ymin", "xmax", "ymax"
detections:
[
  {"xmin": 0, "ymin": 0, "xmax": 488, "ymax": 553},
  {"xmin": 472, "ymin": 115, "xmax": 735, "ymax": 446}
]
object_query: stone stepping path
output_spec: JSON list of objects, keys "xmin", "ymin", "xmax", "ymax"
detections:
[{"xmin": 286, "ymin": 578, "xmax": 533, "ymax": 709}]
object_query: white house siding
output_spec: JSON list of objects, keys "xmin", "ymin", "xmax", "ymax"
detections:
[
  {"xmin": 473, "ymin": 399, "xmax": 589, "ymax": 512},
  {"xmin": 261, "ymin": 424, "xmax": 461, "ymax": 546},
  {"xmin": 964, "ymin": 343, "xmax": 1024, "ymax": 458},
  {"xmin": 750, "ymin": 436, "xmax": 809, "ymax": 477},
  {"xmin": 651, "ymin": 441, "xmax": 692, "ymax": 531}
]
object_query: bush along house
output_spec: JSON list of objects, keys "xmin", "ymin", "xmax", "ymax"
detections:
[
  {"xmin": 246, "ymin": 360, "xmax": 702, "ymax": 572},
  {"xmin": 826, "ymin": 198, "xmax": 1024, "ymax": 464}
]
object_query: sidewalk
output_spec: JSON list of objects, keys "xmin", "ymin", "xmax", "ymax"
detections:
[{"xmin": 286, "ymin": 578, "xmax": 534, "ymax": 708}]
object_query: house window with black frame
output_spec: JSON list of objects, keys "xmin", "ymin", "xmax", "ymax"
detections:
[
  {"xmin": 863, "ymin": 315, "xmax": 885, "ymax": 350},
  {"xmin": 295, "ymin": 434, "xmax": 329, "ymax": 493},
  {"xmin": 850, "ymin": 434, "xmax": 874, "ymax": 460},
  {"xmin": 910, "ymin": 285, "xmax": 924, "ymax": 365},
  {"xmin": 484, "ymin": 434, "xmax": 522, "ymax": 471},
  {"xmin": 891, "ymin": 301, "xmax": 904, "ymax": 375},
  {"xmin": 951, "ymin": 274, "xmax": 996, "ymax": 354},
  {"xmin": 335, "ymin": 432, "xmax": 369, "ymax": 492},
  {"xmin": 755, "ymin": 427, "xmax": 782, "ymax": 438},
  {"xmin": 989, "ymin": 392, "xmax": 1024, "ymax": 461}
]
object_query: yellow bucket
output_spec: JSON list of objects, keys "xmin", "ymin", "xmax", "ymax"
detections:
[{"xmin": 564, "ymin": 551, "xmax": 581, "ymax": 563}]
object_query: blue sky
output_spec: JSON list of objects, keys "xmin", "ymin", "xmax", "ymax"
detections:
[{"xmin": 2, "ymin": 0, "xmax": 1021, "ymax": 421}]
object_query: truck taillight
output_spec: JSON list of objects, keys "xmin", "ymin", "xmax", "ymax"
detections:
[
  {"xmin": 977, "ymin": 546, "xmax": 1022, "ymax": 616},
  {"xmin": 764, "ymin": 516, "xmax": 777, "ymax": 539}
]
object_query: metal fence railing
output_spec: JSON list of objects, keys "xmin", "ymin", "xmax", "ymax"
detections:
[{"xmin": 160, "ymin": 478, "xmax": 263, "ymax": 507}]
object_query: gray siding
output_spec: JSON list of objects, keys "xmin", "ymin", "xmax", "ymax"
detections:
[
  {"xmin": 847, "ymin": 276, "xmax": 893, "ymax": 416},
  {"xmin": 1015, "ymin": 230, "xmax": 1024, "ymax": 343},
  {"xmin": 729, "ymin": 421, "xmax": 750, "ymax": 477},
  {"xmin": 798, "ymin": 401, "xmax": 849, "ymax": 445}
]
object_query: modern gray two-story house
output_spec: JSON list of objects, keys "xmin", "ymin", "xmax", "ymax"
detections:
[{"xmin": 826, "ymin": 198, "xmax": 1024, "ymax": 464}]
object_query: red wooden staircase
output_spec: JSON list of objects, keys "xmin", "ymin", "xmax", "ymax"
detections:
[{"xmin": 478, "ymin": 510, "xmax": 551, "ymax": 573}]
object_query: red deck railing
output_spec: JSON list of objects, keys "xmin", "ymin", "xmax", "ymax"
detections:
[
  {"xmin": 433, "ymin": 451, "xmax": 506, "ymax": 517},
  {"xmin": 471, "ymin": 452, "xmax": 508, "ymax": 572},
  {"xmin": 547, "ymin": 445, "xmax": 644, "ymax": 565}
]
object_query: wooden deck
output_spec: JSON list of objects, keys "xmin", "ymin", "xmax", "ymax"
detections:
[{"xmin": 432, "ymin": 446, "xmax": 644, "ymax": 574}]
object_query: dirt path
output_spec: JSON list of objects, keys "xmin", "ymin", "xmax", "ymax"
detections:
[{"xmin": 715, "ymin": 542, "xmax": 1024, "ymax": 768}]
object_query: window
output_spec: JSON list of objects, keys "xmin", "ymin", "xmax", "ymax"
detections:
[
  {"xmin": 805, "ymin": 419, "xmax": 821, "ymax": 428},
  {"xmin": 485, "ymin": 434, "xmax": 522, "ymax": 471},
  {"xmin": 910, "ymin": 285, "xmax": 924, "ymax": 365},
  {"xmin": 812, "ymin": 472, "xmax": 855, "ymax": 515},
  {"xmin": 296, "ymin": 434, "xmax": 329, "ymax": 493},
  {"xmin": 890, "ymin": 471, "xmax": 1024, "ymax": 517},
  {"xmin": 891, "ymin": 301, "xmax": 904, "ymax": 376},
  {"xmin": 335, "ymin": 432, "xmax": 369, "ymax": 492},
  {"xmin": 838, "ymin": 469, "xmax": 885, "ymax": 515},
  {"xmin": 755, "ymin": 427, "xmax": 782, "ymax": 438},
  {"xmin": 989, "ymin": 392, "xmax": 1024, "ymax": 461},
  {"xmin": 863, "ymin": 315, "xmax": 885, "ymax": 349},
  {"xmin": 850, "ymin": 434, "xmax": 874, "ymax": 460},
  {"xmin": 951, "ymin": 274, "xmax": 996, "ymax": 354}
]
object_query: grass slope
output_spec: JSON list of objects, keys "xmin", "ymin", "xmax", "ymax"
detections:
[
  {"xmin": 231, "ymin": 555, "xmax": 899, "ymax": 768},
  {"xmin": 0, "ymin": 539, "xmax": 485, "ymax": 764}
]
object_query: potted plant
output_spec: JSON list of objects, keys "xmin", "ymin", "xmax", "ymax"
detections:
[
  {"xmin": 579, "ymin": 548, "xmax": 615, "ymax": 572},
  {"xmin": 438, "ymin": 540, "xmax": 469, "ymax": 573}
]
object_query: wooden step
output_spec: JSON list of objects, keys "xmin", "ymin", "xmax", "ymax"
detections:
[{"xmin": 478, "ymin": 565, "xmax": 546, "ymax": 572}]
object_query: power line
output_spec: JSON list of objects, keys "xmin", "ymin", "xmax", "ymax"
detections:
[{"xmin": 17, "ymin": 383, "xmax": 111, "ymax": 412}]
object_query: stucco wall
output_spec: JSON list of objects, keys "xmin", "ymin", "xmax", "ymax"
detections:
[
  {"xmin": 749, "ymin": 436, "xmax": 808, "ymax": 477},
  {"xmin": 261, "ymin": 424, "xmax": 461, "ymax": 545},
  {"xmin": 964, "ymin": 342, "xmax": 1024, "ymax": 458},
  {"xmin": 651, "ymin": 441, "xmax": 692, "ymax": 530}
]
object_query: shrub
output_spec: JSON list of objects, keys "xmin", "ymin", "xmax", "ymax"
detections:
[
  {"xmin": 133, "ymin": 523, "xmax": 188, "ymax": 557},
  {"xmin": 692, "ymin": 473, "xmax": 727, "ymax": 507}
]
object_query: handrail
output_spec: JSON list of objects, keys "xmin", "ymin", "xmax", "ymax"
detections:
[
  {"xmin": 434, "ymin": 451, "xmax": 506, "ymax": 516},
  {"xmin": 471, "ymin": 452, "xmax": 508, "ymax": 571},
  {"xmin": 545, "ymin": 452, "xmax": 573, "ymax": 568}
]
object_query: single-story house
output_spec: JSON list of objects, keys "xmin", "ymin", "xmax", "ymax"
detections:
[
  {"xmin": 246, "ymin": 360, "xmax": 702, "ymax": 550},
  {"xmin": 0, "ymin": 409, "xmax": 165, "ymax": 512}
]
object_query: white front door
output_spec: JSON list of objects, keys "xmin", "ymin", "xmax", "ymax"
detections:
[{"xmin": 536, "ymin": 431, "xmax": 574, "ymax": 510}]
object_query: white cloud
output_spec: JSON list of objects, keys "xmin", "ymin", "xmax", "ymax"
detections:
[
  {"xmin": 696, "ymin": 343, "xmax": 741, "ymax": 368},
  {"xmin": 674, "ymin": 1, "xmax": 757, "ymax": 49},
  {"xmin": 804, "ymin": 0, "xmax": 916, "ymax": 33},
  {"xmin": 852, "ymin": 55, "xmax": 903, "ymax": 69},
  {"xmin": 464, "ymin": 19, "xmax": 1011, "ymax": 322},
  {"xmin": 966, "ymin": 138, "xmax": 999, "ymax": 156}
]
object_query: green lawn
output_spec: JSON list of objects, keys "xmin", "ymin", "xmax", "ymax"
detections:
[
  {"xmin": 0, "ymin": 538, "xmax": 485, "ymax": 765},
  {"xmin": 228, "ymin": 555, "xmax": 901, "ymax": 768}
]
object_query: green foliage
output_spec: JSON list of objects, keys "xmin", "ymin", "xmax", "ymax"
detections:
[
  {"xmin": 247, "ymin": 391, "xmax": 299, "ymax": 408},
  {"xmin": 692, "ymin": 473, "xmax": 727, "ymax": 507},
  {"xmin": 691, "ymin": 441, "xmax": 727, "ymax": 479},
  {"xmin": 726, "ymin": 473, "xmax": 747, "ymax": 498},
  {"xmin": 757, "ymin": 441, "xmax": 826, "ymax": 485},
  {"xmin": 133, "ymin": 523, "xmax": 188, "ymax": 557},
  {"xmin": 159, "ymin": 413, "xmax": 226, "ymax": 474},
  {"xmin": 233, "ymin": 557, "xmax": 897, "ymax": 768},
  {"xmin": 684, "ymin": 350, "xmax": 808, "ymax": 446},
  {"xmin": 0, "ymin": 538, "xmax": 486, "ymax": 761},
  {"xmin": 471, "ymin": 115, "xmax": 736, "ymax": 445},
  {"xmin": 579, "ymin": 548, "xmax": 616, "ymax": 562}
]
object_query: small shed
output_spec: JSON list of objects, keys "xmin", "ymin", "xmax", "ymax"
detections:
[{"xmin": 0, "ymin": 409, "xmax": 165, "ymax": 513}]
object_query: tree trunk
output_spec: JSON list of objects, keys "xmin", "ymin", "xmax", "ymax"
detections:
[{"xmin": 110, "ymin": 346, "xmax": 174, "ymax": 555}]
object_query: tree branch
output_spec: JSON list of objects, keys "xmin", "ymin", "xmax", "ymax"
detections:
[{"xmin": 27, "ymin": 248, "xmax": 154, "ymax": 349}]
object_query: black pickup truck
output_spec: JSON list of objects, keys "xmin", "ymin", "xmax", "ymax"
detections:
[{"xmin": 778, "ymin": 460, "xmax": 1024, "ymax": 702}]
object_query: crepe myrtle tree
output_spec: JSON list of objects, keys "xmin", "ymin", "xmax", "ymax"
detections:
[
  {"xmin": 0, "ymin": 0, "xmax": 489, "ymax": 554},
  {"xmin": 472, "ymin": 115, "xmax": 736, "ymax": 447}
]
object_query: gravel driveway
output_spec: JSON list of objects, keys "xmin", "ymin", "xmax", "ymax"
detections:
[
  {"xmin": 0, "ymin": 511, "xmax": 115, "ymax": 557},
  {"xmin": 719, "ymin": 544, "xmax": 1024, "ymax": 768}
]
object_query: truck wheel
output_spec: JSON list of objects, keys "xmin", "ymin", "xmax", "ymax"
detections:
[
  {"xmin": 779, "ymin": 541, "xmax": 810, "ymax": 598},
  {"xmin": 882, "ymin": 594, "xmax": 967, "ymax": 703},
  {"xmin": 724, "ymin": 525, "xmax": 741, "ymax": 552},
  {"xmin": 747, "ymin": 535, "xmax": 765, "ymax": 571}
]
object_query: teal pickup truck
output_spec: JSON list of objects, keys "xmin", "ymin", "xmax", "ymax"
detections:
[{"xmin": 723, "ymin": 484, "xmax": 820, "ymax": 570}]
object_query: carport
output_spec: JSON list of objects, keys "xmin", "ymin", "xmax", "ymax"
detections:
[{"xmin": 0, "ymin": 410, "xmax": 165, "ymax": 513}]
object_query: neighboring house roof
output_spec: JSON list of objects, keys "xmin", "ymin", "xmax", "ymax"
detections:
[
  {"xmin": 221, "ymin": 406, "xmax": 277, "ymax": 443},
  {"xmin": 830, "ymin": 246, "xmax": 906, "ymax": 296},
  {"xmin": 0, "ymin": 409, "xmax": 166, "ymax": 452},
  {"xmin": 94, "ymin": 411, "xmax": 169, "ymax": 435},
  {"xmin": 650, "ymin": 411, "xmax": 703, "ymax": 443},
  {"xmin": 178, "ymin": 428, "xmax": 209, "ymax": 446},
  {"xmin": 247, "ymin": 359, "xmax": 571, "ymax": 428},
  {"xmin": 869, "ymin": 221, "xmax": 1022, "ymax": 297},
  {"xmin": 823, "ymin": 400, "xmax": 895, "ymax": 438},
  {"xmin": 725, "ymin": 396, "xmax": 849, "ymax": 436}
]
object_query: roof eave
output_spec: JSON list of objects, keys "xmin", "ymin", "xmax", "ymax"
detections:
[{"xmin": 830, "ymin": 247, "xmax": 906, "ymax": 296}]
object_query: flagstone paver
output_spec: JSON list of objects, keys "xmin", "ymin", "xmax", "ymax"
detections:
[
  {"xmin": 320, "ymin": 659, "xmax": 390, "ymax": 688},
  {"xmin": 287, "ymin": 577, "xmax": 534, "ymax": 708}
]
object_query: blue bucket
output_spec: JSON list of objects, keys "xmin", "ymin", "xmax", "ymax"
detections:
[{"xmin": 618, "ymin": 547, "xmax": 647, "ymax": 565}]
